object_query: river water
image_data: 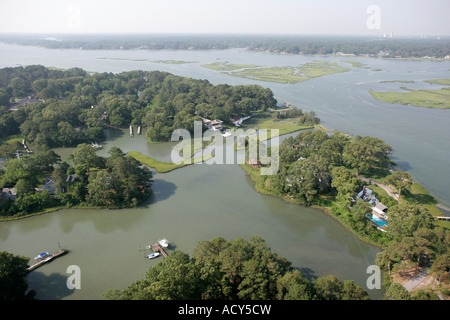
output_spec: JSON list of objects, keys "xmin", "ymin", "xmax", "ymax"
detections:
[{"xmin": 1, "ymin": 43, "xmax": 449, "ymax": 300}]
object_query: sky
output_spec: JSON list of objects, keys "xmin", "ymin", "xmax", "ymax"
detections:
[{"xmin": 0, "ymin": 0, "xmax": 449, "ymax": 36}]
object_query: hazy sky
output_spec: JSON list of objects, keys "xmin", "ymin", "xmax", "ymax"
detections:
[{"xmin": 0, "ymin": 0, "xmax": 449, "ymax": 36}]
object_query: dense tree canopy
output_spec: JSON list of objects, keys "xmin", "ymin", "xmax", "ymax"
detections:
[
  {"xmin": 0, "ymin": 251, "xmax": 35, "ymax": 300},
  {"xmin": 1, "ymin": 34, "xmax": 448, "ymax": 58},
  {"xmin": 104, "ymin": 236, "xmax": 369, "ymax": 300},
  {"xmin": 0, "ymin": 65, "xmax": 277, "ymax": 146},
  {"xmin": 0, "ymin": 145, "xmax": 153, "ymax": 217}
]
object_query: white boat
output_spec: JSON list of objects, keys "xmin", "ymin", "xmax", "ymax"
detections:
[
  {"xmin": 34, "ymin": 252, "xmax": 49, "ymax": 260},
  {"xmin": 158, "ymin": 238, "xmax": 169, "ymax": 248},
  {"xmin": 147, "ymin": 252, "xmax": 160, "ymax": 259}
]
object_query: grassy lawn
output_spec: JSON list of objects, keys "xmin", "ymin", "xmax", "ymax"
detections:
[
  {"xmin": 239, "ymin": 111, "xmax": 314, "ymax": 136},
  {"xmin": 369, "ymin": 86, "xmax": 450, "ymax": 109},
  {"xmin": 128, "ymin": 151, "xmax": 189, "ymax": 173},
  {"xmin": 127, "ymin": 150, "xmax": 213, "ymax": 173},
  {"xmin": 0, "ymin": 134, "xmax": 23, "ymax": 144}
]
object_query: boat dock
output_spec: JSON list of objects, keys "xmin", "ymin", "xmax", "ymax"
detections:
[
  {"xmin": 27, "ymin": 249, "xmax": 70, "ymax": 272},
  {"xmin": 150, "ymin": 243, "xmax": 169, "ymax": 258},
  {"xmin": 436, "ymin": 216, "xmax": 450, "ymax": 221}
]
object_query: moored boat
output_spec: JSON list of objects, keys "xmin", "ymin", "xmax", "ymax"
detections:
[
  {"xmin": 147, "ymin": 252, "xmax": 160, "ymax": 259},
  {"xmin": 158, "ymin": 238, "xmax": 169, "ymax": 248},
  {"xmin": 34, "ymin": 252, "xmax": 50, "ymax": 260}
]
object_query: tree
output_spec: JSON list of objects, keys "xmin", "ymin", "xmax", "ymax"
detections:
[
  {"xmin": 341, "ymin": 280, "xmax": 370, "ymax": 300},
  {"xmin": 68, "ymin": 143, "xmax": 105, "ymax": 172},
  {"xmin": 276, "ymin": 270, "xmax": 317, "ymax": 300},
  {"xmin": 387, "ymin": 203, "xmax": 434, "ymax": 240},
  {"xmin": 320, "ymin": 133, "xmax": 350, "ymax": 164},
  {"xmin": 14, "ymin": 178, "xmax": 33, "ymax": 198},
  {"xmin": 331, "ymin": 166, "xmax": 361, "ymax": 205},
  {"xmin": 0, "ymin": 251, "xmax": 35, "ymax": 300},
  {"xmin": 384, "ymin": 283, "xmax": 411, "ymax": 300},
  {"xmin": 85, "ymin": 170, "xmax": 119, "ymax": 207},
  {"xmin": 376, "ymin": 244, "xmax": 402, "ymax": 276},
  {"xmin": 315, "ymin": 275, "xmax": 343, "ymax": 300},
  {"xmin": 430, "ymin": 254, "xmax": 449, "ymax": 284},
  {"xmin": 0, "ymin": 88, "xmax": 11, "ymax": 106},
  {"xmin": 343, "ymin": 136, "xmax": 392, "ymax": 175},
  {"xmin": 104, "ymin": 236, "xmax": 370, "ymax": 301},
  {"xmin": 0, "ymin": 158, "xmax": 30, "ymax": 187},
  {"xmin": 385, "ymin": 171, "xmax": 413, "ymax": 198},
  {"xmin": 0, "ymin": 141, "xmax": 22, "ymax": 160},
  {"xmin": 349, "ymin": 198, "xmax": 371, "ymax": 231}
]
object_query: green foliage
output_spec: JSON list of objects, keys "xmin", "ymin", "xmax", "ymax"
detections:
[
  {"xmin": 105, "ymin": 236, "xmax": 370, "ymax": 300},
  {"xmin": 343, "ymin": 136, "xmax": 392, "ymax": 175},
  {"xmin": 384, "ymin": 283, "xmax": 411, "ymax": 300},
  {"xmin": 0, "ymin": 65, "xmax": 277, "ymax": 147},
  {"xmin": 1, "ymin": 34, "xmax": 448, "ymax": 58},
  {"xmin": 386, "ymin": 202, "xmax": 434, "ymax": 240},
  {"xmin": 384, "ymin": 171, "xmax": 413, "ymax": 198},
  {"xmin": 0, "ymin": 251, "xmax": 36, "ymax": 300},
  {"xmin": 0, "ymin": 145, "xmax": 152, "ymax": 217}
]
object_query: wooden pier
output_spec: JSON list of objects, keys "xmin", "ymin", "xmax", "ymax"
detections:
[
  {"xmin": 436, "ymin": 216, "xmax": 450, "ymax": 221},
  {"xmin": 150, "ymin": 243, "xmax": 169, "ymax": 258},
  {"xmin": 27, "ymin": 249, "xmax": 70, "ymax": 272}
]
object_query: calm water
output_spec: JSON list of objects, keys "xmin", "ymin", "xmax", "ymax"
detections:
[
  {"xmin": 1, "ymin": 43, "xmax": 449, "ymax": 300},
  {"xmin": 2, "ymin": 132, "xmax": 381, "ymax": 300}
]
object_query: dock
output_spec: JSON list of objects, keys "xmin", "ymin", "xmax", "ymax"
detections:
[
  {"xmin": 27, "ymin": 249, "xmax": 70, "ymax": 272},
  {"xmin": 150, "ymin": 243, "xmax": 169, "ymax": 258},
  {"xmin": 130, "ymin": 125, "xmax": 134, "ymax": 137},
  {"xmin": 436, "ymin": 216, "xmax": 450, "ymax": 221}
]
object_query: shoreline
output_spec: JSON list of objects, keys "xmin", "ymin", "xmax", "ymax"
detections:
[
  {"xmin": 2, "ymin": 41, "xmax": 448, "ymax": 62},
  {"xmin": 238, "ymin": 163, "xmax": 384, "ymax": 249}
]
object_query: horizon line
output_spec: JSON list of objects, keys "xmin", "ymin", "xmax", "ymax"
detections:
[{"xmin": 1, "ymin": 32, "xmax": 449, "ymax": 38}]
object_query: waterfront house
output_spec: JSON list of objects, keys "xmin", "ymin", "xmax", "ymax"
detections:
[
  {"xmin": 203, "ymin": 118, "xmax": 223, "ymax": 132},
  {"xmin": 210, "ymin": 119, "xmax": 223, "ymax": 131},
  {"xmin": 43, "ymin": 177, "xmax": 56, "ymax": 195},
  {"xmin": 356, "ymin": 186, "xmax": 389, "ymax": 230},
  {"xmin": 1, "ymin": 188, "xmax": 17, "ymax": 201}
]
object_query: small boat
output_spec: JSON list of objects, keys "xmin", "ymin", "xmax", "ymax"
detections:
[
  {"xmin": 147, "ymin": 252, "xmax": 160, "ymax": 259},
  {"xmin": 34, "ymin": 252, "xmax": 50, "ymax": 260},
  {"xmin": 158, "ymin": 238, "xmax": 169, "ymax": 248},
  {"xmin": 91, "ymin": 142, "xmax": 102, "ymax": 149}
]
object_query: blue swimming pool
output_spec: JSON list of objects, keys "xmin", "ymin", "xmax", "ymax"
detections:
[{"xmin": 367, "ymin": 214, "xmax": 388, "ymax": 227}]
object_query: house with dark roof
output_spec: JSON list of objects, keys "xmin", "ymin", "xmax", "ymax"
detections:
[{"xmin": 1, "ymin": 188, "xmax": 17, "ymax": 201}]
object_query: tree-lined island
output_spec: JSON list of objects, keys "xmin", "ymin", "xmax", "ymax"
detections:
[{"xmin": 1, "ymin": 33, "xmax": 449, "ymax": 59}]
